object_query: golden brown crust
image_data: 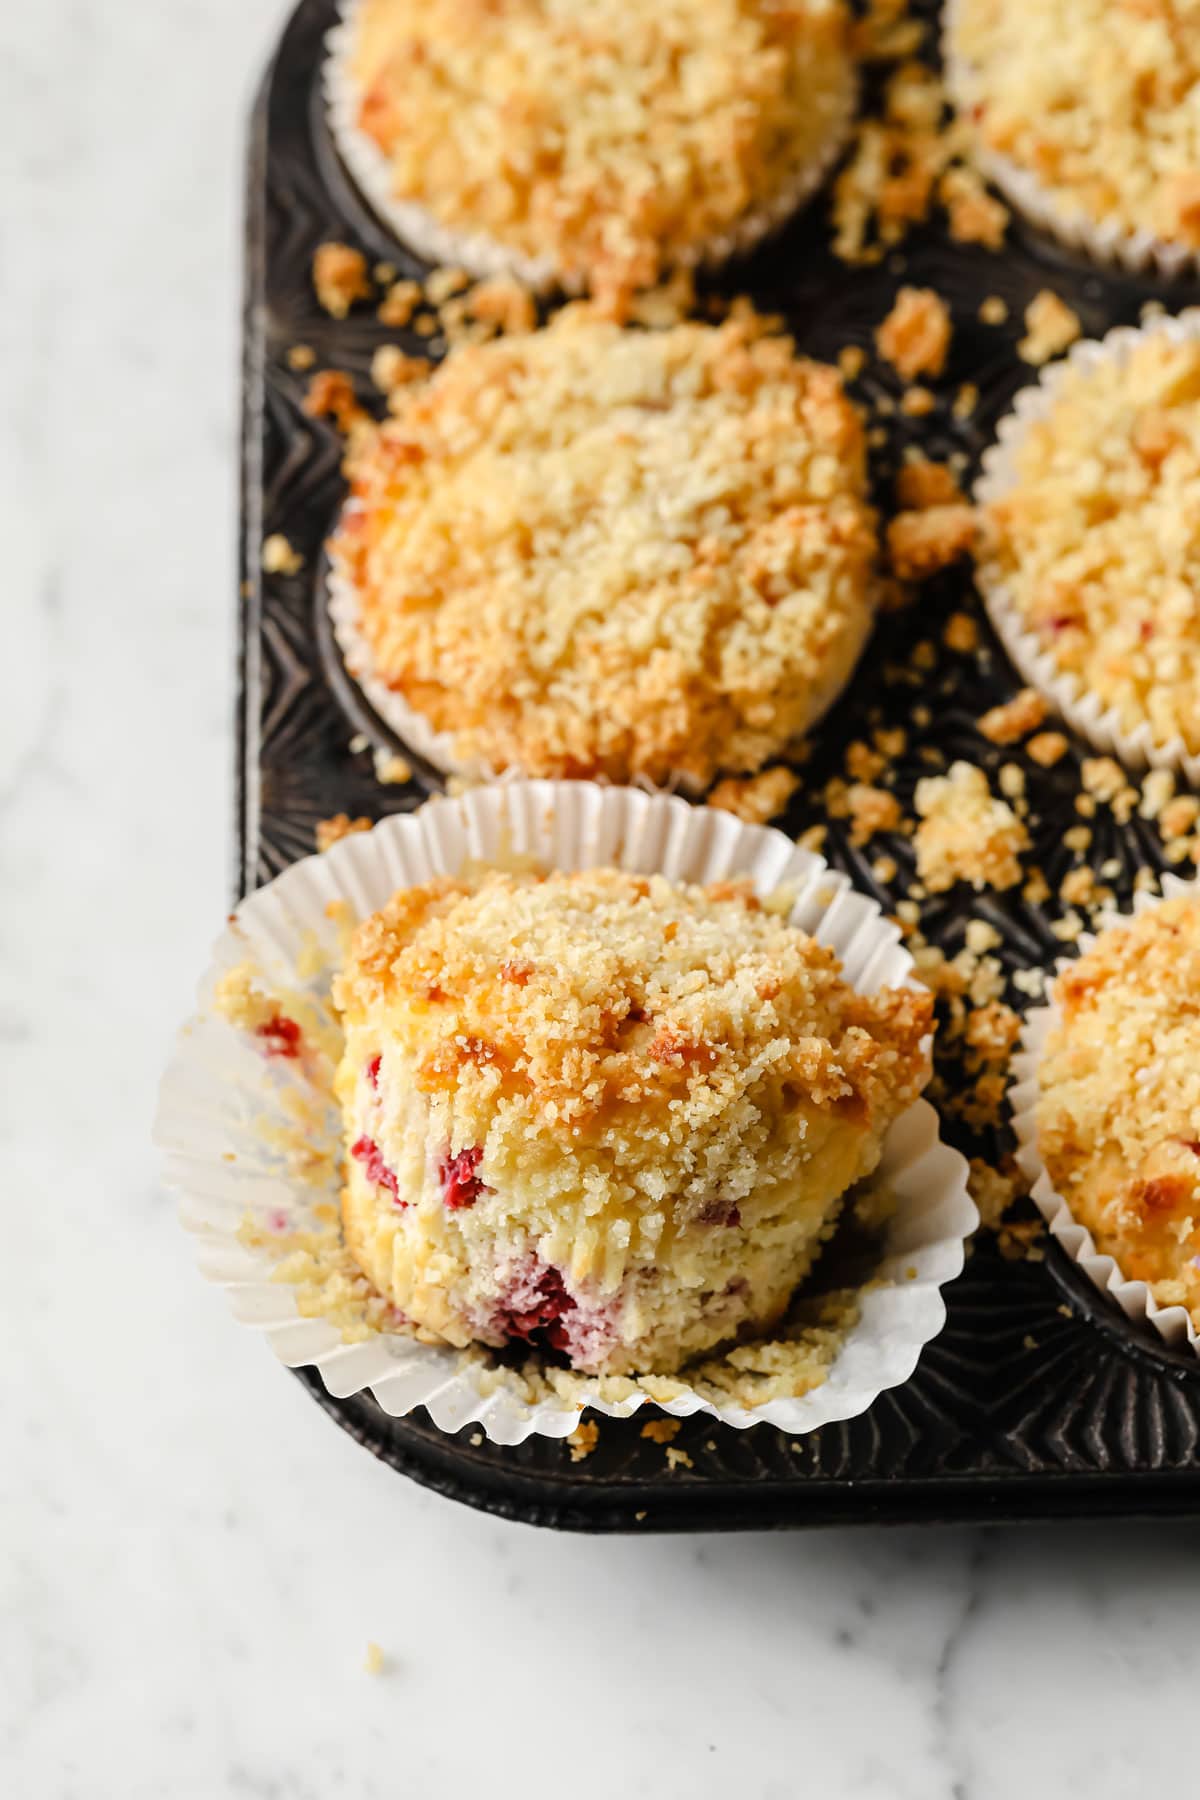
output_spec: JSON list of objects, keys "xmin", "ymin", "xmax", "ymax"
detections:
[
  {"xmin": 332, "ymin": 307, "xmax": 878, "ymax": 787},
  {"xmin": 1037, "ymin": 895, "xmax": 1200, "ymax": 1320},
  {"xmin": 348, "ymin": 0, "xmax": 854, "ymax": 303}
]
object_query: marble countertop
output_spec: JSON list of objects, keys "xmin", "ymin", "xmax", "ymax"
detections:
[{"xmin": 6, "ymin": 3, "xmax": 1198, "ymax": 1794}]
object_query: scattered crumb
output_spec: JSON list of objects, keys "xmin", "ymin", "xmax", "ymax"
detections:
[
  {"xmin": 943, "ymin": 611, "xmax": 978, "ymax": 653},
  {"xmin": 364, "ymin": 1642, "xmax": 386, "ymax": 1677},
  {"xmin": 640, "ymin": 1418, "xmax": 682, "ymax": 1445},
  {"xmin": 567, "ymin": 1418, "xmax": 600, "ymax": 1462},
  {"xmin": 887, "ymin": 505, "xmax": 976, "ymax": 580},
  {"xmin": 372, "ymin": 749, "xmax": 412, "ymax": 786},
  {"xmin": 313, "ymin": 242, "xmax": 370, "ymax": 319},
  {"xmin": 939, "ymin": 163, "xmax": 1009, "ymax": 248},
  {"xmin": 287, "ymin": 343, "xmax": 316, "ymax": 370},
  {"xmin": 847, "ymin": 782, "xmax": 903, "ymax": 846},
  {"xmin": 1018, "ymin": 291, "xmax": 1081, "ymax": 366},
  {"xmin": 952, "ymin": 382, "xmax": 978, "ymax": 420},
  {"xmin": 1026, "ymin": 730, "xmax": 1069, "ymax": 768},
  {"xmin": 303, "ymin": 368, "xmax": 368, "ymax": 434},
  {"xmin": 707, "ymin": 766, "xmax": 800, "ymax": 826},
  {"xmin": 316, "ymin": 814, "xmax": 373, "ymax": 854},
  {"xmin": 896, "ymin": 459, "xmax": 962, "ymax": 510},
  {"xmin": 370, "ymin": 345, "xmax": 432, "ymax": 395},
  {"xmin": 978, "ymin": 688, "xmax": 1048, "ymax": 746},
  {"xmin": 378, "ymin": 279, "xmax": 422, "ymax": 328},
  {"xmin": 877, "ymin": 287, "xmax": 952, "ymax": 379},
  {"xmin": 914, "ymin": 761, "xmax": 1029, "ymax": 893},
  {"xmin": 838, "ymin": 343, "xmax": 867, "ymax": 381},
  {"xmin": 665, "ymin": 1446, "xmax": 695, "ymax": 1473},
  {"xmin": 978, "ymin": 295, "xmax": 1008, "ymax": 325},
  {"xmin": 261, "ymin": 533, "xmax": 303, "ymax": 577},
  {"xmin": 900, "ymin": 385, "xmax": 936, "ymax": 417}
]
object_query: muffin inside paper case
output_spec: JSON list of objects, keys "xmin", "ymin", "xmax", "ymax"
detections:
[
  {"xmin": 1010, "ymin": 872, "xmax": 1200, "ymax": 1358},
  {"xmin": 322, "ymin": 0, "xmax": 858, "ymax": 292},
  {"xmin": 973, "ymin": 309, "xmax": 1200, "ymax": 787},
  {"xmin": 156, "ymin": 782, "xmax": 975, "ymax": 1445},
  {"xmin": 941, "ymin": 0, "xmax": 1200, "ymax": 281}
]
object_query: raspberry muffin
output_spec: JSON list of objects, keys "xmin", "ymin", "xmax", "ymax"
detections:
[
  {"xmin": 333, "ymin": 866, "xmax": 932, "ymax": 1377},
  {"xmin": 976, "ymin": 323, "xmax": 1200, "ymax": 768},
  {"xmin": 329, "ymin": 306, "xmax": 879, "ymax": 790},
  {"xmin": 327, "ymin": 0, "xmax": 857, "ymax": 301},
  {"xmin": 1035, "ymin": 893, "xmax": 1200, "ymax": 1330},
  {"xmin": 946, "ymin": 0, "xmax": 1200, "ymax": 271}
]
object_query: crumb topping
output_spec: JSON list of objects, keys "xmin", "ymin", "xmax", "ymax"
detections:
[
  {"xmin": 914, "ymin": 761, "xmax": 1029, "ymax": 893},
  {"xmin": 1038, "ymin": 894, "xmax": 1200, "ymax": 1322},
  {"xmin": 333, "ymin": 307, "xmax": 878, "ymax": 787},
  {"xmin": 981, "ymin": 333, "xmax": 1200, "ymax": 755},
  {"xmin": 349, "ymin": 0, "xmax": 854, "ymax": 304},
  {"xmin": 952, "ymin": 0, "xmax": 1200, "ymax": 248}
]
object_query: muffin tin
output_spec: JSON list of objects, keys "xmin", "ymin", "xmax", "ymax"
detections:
[{"xmin": 239, "ymin": 0, "xmax": 1200, "ymax": 1528}]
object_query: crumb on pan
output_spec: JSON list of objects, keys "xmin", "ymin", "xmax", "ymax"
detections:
[
  {"xmin": 887, "ymin": 504, "xmax": 976, "ymax": 580},
  {"xmin": 978, "ymin": 688, "xmax": 1048, "ymax": 746},
  {"xmin": 567, "ymin": 1418, "xmax": 600, "ymax": 1461},
  {"xmin": 317, "ymin": 814, "xmax": 373, "ymax": 854},
  {"xmin": 707, "ymin": 767, "xmax": 801, "ymax": 825},
  {"xmin": 1017, "ymin": 291, "xmax": 1081, "ymax": 367},
  {"xmin": 261, "ymin": 534, "xmax": 303, "ymax": 577},
  {"xmin": 303, "ymin": 369, "xmax": 369, "ymax": 435},
  {"xmin": 914, "ymin": 761, "xmax": 1029, "ymax": 892},
  {"xmin": 640, "ymin": 1417, "xmax": 682, "ymax": 1444},
  {"xmin": 895, "ymin": 459, "xmax": 962, "ymax": 511},
  {"xmin": 876, "ymin": 286, "xmax": 952, "ymax": 379},
  {"xmin": 313, "ymin": 242, "xmax": 371, "ymax": 318}
]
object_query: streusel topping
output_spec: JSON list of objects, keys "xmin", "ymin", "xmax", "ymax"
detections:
[
  {"xmin": 981, "ymin": 333, "xmax": 1200, "ymax": 755},
  {"xmin": 348, "ymin": 0, "xmax": 854, "ymax": 302},
  {"xmin": 333, "ymin": 307, "xmax": 878, "ymax": 788},
  {"xmin": 951, "ymin": 0, "xmax": 1200, "ymax": 248},
  {"xmin": 1037, "ymin": 894, "xmax": 1200, "ymax": 1321}
]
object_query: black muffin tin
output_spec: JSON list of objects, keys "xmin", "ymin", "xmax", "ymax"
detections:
[{"xmin": 239, "ymin": 0, "xmax": 1200, "ymax": 1528}]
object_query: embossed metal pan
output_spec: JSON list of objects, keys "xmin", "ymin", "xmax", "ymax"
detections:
[{"xmin": 239, "ymin": 0, "xmax": 1200, "ymax": 1528}]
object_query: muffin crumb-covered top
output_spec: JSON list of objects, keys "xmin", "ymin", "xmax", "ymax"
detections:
[
  {"xmin": 951, "ymin": 0, "xmax": 1200, "ymax": 248},
  {"xmin": 981, "ymin": 332, "xmax": 1200, "ymax": 755},
  {"xmin": 347, "ymin": 0, "xmax": 854, "ymax": 301},
  {"xmin": 335, "ymin": 866, "xmax": 931, "ymax": 1137},
  {"xmin": 1037, "ymin": 894, "xmax": 1200, "ymax": 1319},
  {"xmin": 333, "ymin": 306, "xmax": 877, "ymax": 788}
]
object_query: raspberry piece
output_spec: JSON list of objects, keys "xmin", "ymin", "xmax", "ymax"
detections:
[
  {"xmin": 351, "ymin": 1135, "xmax": 404, "ymax": 1205},
  {"xmin": 366, "ymin": 1054, "xmax": 382, "ymax": 1089},
  {"xmin": 437, "ymin": 1145, "xmax": 490, "ymax": 1209},
  {"xmin": 256, "ymin": 1013, "xmax": 301, "ymax": 1059},
  {"xmin": 495, "ymin": 1263, "xmax": 575, "ymax": 1351}
]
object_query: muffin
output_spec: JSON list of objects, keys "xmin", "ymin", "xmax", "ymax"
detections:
[
  {"xmin": 326, "ymin": 0, "xmax": 857, "ymax": 302},
  {"xmin": 1034, "ymin": 893, "xmax": 1200, "ymax": 1331},
  {"xmin": 329, "ymin": 306, "xmax": 879, "ymax": 790},
  {"xmin": 975, "ymin": 320, "xmax": 1200, "ymax": 771},
  {"xmin": 945, "ymin": 0, "xmax": 1200, "ymax": 272},
  {"xmin": 332, "ymin": 865, "xmax": 932, "ymax": 1377}
]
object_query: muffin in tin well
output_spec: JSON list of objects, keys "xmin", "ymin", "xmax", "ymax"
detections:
[
  {"xmin": 974, "ymin": 317, "xmax": 1200, "ymax": 774},
  {"xmin": 333, "ymin": 864, "xmax": 932, "ymax": 1378},
  {"xmin": 1031, "ymin": 892, "xmax": 1200, "ymax": 1340},
  {"xmin": 945, "ymin": 0, "xmax": 1200, "ymax": 275},
  {"xmin": 330, "ymin": 305, "xmax": 879, "ymax": 790},
  {"xmin": 326, "ymin": 0, "xmax": 857, "ymax": 302}
]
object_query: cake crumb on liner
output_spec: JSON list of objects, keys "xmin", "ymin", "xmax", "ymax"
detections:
[
  {"xmin": 156, "ymin": 781, "xmax": 974, "ymax": 1445},
  {"xmin": 972, "ymin": 309, "xmax": 1200, "ymax": 785},
  {"xmin": 1009, "ymin": 871, "xmax": 1200, "ymax": 1359}
]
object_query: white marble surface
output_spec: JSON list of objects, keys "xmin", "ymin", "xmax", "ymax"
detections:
[{"xmin": 5, "ymin": 4, "xmax": 1200, "ymax": 1795}]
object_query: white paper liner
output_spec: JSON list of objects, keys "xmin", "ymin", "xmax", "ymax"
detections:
[
  {"xmin": 156, "ymin": 781, "xmax": 975, "ymax": 1444},
  {"xmin": 1010, "ymin": 871, "xmax": 1200, "ymax": 1357},
  {"xmin": 322, "ymin": 0, "xmax": 858, "ymax": 292},
  {"xmin": 326, "ymin": 538, "xmax": 876, "ymax": 793},
  {"xmin": 942, "ymin": 0, "xmax": 1200, "ymax": 282},
  {"xmin": 972, "ymin": 308, "xmax": 1200, "ymax": 784}
]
